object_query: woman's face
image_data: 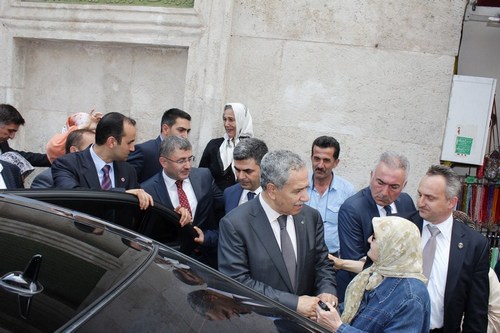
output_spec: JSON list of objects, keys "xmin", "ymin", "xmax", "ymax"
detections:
[
  {"xmin": 223, "ymin": 108, "xmax": 236, "ymax": 139},
  {"xmin": 367, "ymin": 235, "xmax": 379, "ymax": 262}
]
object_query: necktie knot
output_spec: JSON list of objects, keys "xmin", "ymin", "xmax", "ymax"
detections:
[
  {"xmin": 383, "ymin": 205, "xmax": 392, "ymax": 216},
  {"xmin": 427, "ymin": 224, "xmax": 441, "ymax": 237},
  {"xmin": 175, "ymin": 179, "xmax": 183, "ymax": 189},
  {"xmin": 247, "ymin": 191, "xmax": 255, "ymax": 201},
  {"xmin": 278, "ymin": 215, "xmax": 288, "ymax": 230}
]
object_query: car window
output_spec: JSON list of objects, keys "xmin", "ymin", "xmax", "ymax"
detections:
[
  {"xmin": 0, "ymin": 196, "xmax": 153, "ymax": 333},
  {"xmin": 76, "ymin": 248, "xmax": 327, "ymax": 333}
]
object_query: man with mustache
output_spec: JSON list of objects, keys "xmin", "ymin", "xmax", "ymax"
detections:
[
  {"xmin": 307, "ymin": 136, "xmax": 356, "ymax": 259},
  {"xmin": 337, "ymin": 151, "xmax": 416, "ymax": 302}
]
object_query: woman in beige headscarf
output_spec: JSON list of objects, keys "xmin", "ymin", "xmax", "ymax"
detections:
[
  {"xmin": 199, "ymin": 103, "xmax": 253, "ymax": 190},
  {"xmin": 317, "ymin": 216, "xmax": 430, "ymax": 332}
]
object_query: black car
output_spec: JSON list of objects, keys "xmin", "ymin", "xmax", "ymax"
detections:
[{"xmin": 0, "ymin": 190, "xmax": 330, "ymax": 332}]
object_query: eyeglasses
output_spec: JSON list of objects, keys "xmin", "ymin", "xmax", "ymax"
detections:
[{"xmin": 163, "ymin": 155, "xmax": 196, "ymax": 165}]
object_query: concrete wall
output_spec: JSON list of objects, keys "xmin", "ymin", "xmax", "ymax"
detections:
[{"xmin": 0, "ymin": 0, "xmax": 469, "ymax": 197}]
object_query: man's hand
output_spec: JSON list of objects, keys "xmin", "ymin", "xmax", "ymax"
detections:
[
  {"xmin": 193, "ymin": 226, "xmax": 204, "ymax": 244},
  {"xmin": 296, "ymin": 295, "xmax": 320, "ymax": 319},
  {"xmin": 126, "ymin": 189, "xmax": 154, "ymax": 210},
  {"xmin": 174, "ymin": 206, "xmax": 192, "ymax": 227}
]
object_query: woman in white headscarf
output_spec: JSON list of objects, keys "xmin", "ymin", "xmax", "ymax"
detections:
[
  {"xmin": 316, "ymin": 216, "xmax": 430, "ymax": 332},
  {"xmin": 199, "ymin": 103, "xmax": 253, "ymax": 190}
]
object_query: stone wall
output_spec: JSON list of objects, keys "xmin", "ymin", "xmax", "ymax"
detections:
[{"xmin": 0, "ymin": 0, "xmax": 469, "ymax": 196}]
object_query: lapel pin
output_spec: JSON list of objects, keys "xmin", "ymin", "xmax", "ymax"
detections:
[
  {"xmin": 121, "ymin": 177, "xmax": 125, "ymax": 182},
  {"xmin": 301, "ymin": 220, "xmax": 304, "ymax": 225},
  {"xmin": 458, "ymin": 242, "xmax": 464, "ymax": 249}
]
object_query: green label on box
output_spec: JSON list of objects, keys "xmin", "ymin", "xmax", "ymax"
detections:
[
  {"xmin": 21, "ymin": 0, "xmax": 194, "ymax": 7},
  {"xmin": 455, "ymin": 136, "xmax": 473, "ymax": 155}
]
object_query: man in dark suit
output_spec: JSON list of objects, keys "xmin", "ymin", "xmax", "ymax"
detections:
[
  {"xmin": 0, "ymin": 104, "xmax": 50, "ymax": 167},
  {"xmin": 337, "ymin": 151, "xmax": 415, "ymax": 302},
  {"xmin": 127, "ymin": 108, "xmax": 191, "ymax": 183},
  {"xmin": 31, "ymin": 129, "xmax": 95, "ymax": 189},
  {"xmin": 141, "ymin": 136, "xmax": 223, "ymax": 268},
  {"xmin": 416, "ymin": 165, "xmax": 488, "ymax": 332},
  {"xmin": 52, "ymin": 112, "xmax": 153, "ymax": 210},
  {"xmin": 223, "ymin": 138, "xmax": 268, "ymax": 214},
  {"xmin": 218, "ymin": 150, "xmax": 337, "ymax": 318},
  {"xmin": 0, "ymin": 160, "xmax": 23, "ymax": 189}
]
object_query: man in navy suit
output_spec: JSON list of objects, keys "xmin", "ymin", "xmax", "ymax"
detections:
[
  {"xmin": 141, "ymin": 136, "xmax": 223, "ymax": 268},
  {"xmin": 223, "ymin": 138, "xmax": 268, "ymax": 214},
  {"xmin": 127, "ymin": 108, "xmax": 191, "ymax": 183},
  {"xmin": 0, "ymin": 160, "xmax": 23, "ymax": 189},
  {"xmin": 218, "ymin": 150, "xmax": 337, "ymax": 318},
  {"xmin": 416, "ymin": 165, "xmax": 488, "ymax": 332},
  {"xmin": 52, "ymin": 112, "xmax": 153, "ymax": 210},
  {"xmin": 0, "ymin": 104, "xmax": 50, "ymax": 167},
  {"xmin": 337, "ymin": 151, "xmax": 416, "ymax": 301}
]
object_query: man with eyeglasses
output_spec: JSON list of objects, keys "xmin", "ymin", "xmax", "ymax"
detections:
[
  {"xmin": 141, "ymin": 136, "xmax": 224, "ymax": 269},
  {"xmin": 336, "ymin": 151, "xmax": 416, "ymax": 302}
]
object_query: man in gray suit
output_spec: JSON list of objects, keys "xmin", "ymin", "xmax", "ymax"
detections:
[{"xmin": 218, "ymin": 150, "xmax": 337, "ymax": 319}]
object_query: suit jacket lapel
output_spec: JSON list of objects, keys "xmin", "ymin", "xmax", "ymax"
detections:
[
  {"xmin": 248, "ymin": 200, "xmax": 294, "ymax": 292},
  {"xmin": 154, "ymin": 173, "xmax": 174, "ymax": 209},
  {"xmin": 113, "ymin": 162, "xmax": 128, "ymax": 188},
  {"xmin": 293, "ymin": 211, "xmax": 307, "ymax": 292},
  {"xmin": 444, "ymin": 219, "xmax": 466, "ymax": 307},
  {"xmin": 81, "ymin": 149, "xmax": 101, "ymax": 188}
]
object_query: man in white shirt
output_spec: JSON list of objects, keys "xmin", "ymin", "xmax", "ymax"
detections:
[
  {"xmin": 223, "ymin": 138, "xmax": 268, "ymax": 214},
  {"xmin": 416, "ymin": 164, "xmax": 489, "ymax": 332}
]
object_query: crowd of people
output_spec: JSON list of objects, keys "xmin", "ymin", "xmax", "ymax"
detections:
[{"xmin": 0, "ymin": 102, "xmax": 497, "ymax": 332}]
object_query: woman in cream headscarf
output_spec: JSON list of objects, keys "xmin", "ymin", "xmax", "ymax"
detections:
[
  {"xmin": 317, "ymin": 216, "xmax": 430, "ymax": 332},
  {"xmin": 199, "ymin": 103, "xmax": 253, "ymax": 190}
]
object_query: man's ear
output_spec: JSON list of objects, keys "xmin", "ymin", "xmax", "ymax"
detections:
[
  {"xmin": 159, "ymin": 156, "xmax": 168, "ymax": 168},
  {"xmin": 266, "ymin": 183, "xmax": 277, "ymax": 200},
  {"xmin": 161, "ymin": 123, "xmax": 170, "ymax": 136},
  {"xmin": 69, "ymin": 146, "xmax": 78, "ymax": 153},
  {"xmin": 106, "ymin": 136, "xmax": 117, "ymax": 148}
]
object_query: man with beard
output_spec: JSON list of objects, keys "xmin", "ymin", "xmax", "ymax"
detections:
[
  {"xmin": 337, "ymin": 151, "xmax": 416, "ymax": 302},
  {"xmin": 307, "ymin": 136, "xmax": 356, "ymax": 259}
]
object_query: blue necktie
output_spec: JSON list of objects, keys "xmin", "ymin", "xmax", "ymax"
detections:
[
  {"xmin": 247, "ymin": 191, "xmax": 255, "ymax": 201},
  {"xmin": 383, "ymin": 205, "xmax": 392, "ymax": 216}
]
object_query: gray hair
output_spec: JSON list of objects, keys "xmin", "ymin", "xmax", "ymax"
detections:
[
  {"xmin": 160, "ymin": 135, "xmax": 192, "ymax": 158},
  {"xmin": 233, "ymin": 138, "xmax": 268, "ymax": 165},
  {"xmin": 260, "ymin": 150, "xmax": 306, "ymax": 190},
  {"xmin": 426, "ymin": 164, "xmax": 462, "ymax": 199},
  {"xmin": 374, "ymin": 151, "xmax": 410, "ymax": 180}
]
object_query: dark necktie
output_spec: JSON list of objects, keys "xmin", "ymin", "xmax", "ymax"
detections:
[
  {"xmin": 247, "ymin": 191, "xmax": 255, "ymax": 201},
  {"xmin": 383, "ymin": 205, "xmax": 392, "ymax": 216},
  {"xmin": 175, "ymin": 180, "xmax": 192, "ymax": 215},
  {"xmin": 422, "ymin": 225, "xmax": 441, "ymax": 278},
  {"xmin": 277, "ymin": 215, "xmax": 296, "ymax": 290},
  {"xmin": 101, "ymin": 165, "xmax": 112, "ymax": 190}
]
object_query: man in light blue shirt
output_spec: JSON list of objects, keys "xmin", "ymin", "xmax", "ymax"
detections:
[{"xmin": 307, "ymin": 136, "xmax": 356, "ymax": 256}]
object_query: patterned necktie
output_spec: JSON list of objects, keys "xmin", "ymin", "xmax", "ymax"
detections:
[
  {"xmin": 175, "ymin": 180, "xmax": 192, "ymax": 215},
  {"xmin": 383, "ymin": 205, "xmax": 392, "ymax": 216},
  {"xmin": 277, "ymin": 215, "xmax": 296, "ymax": 290},
  {"xmin": 247, "ymin": 191, "xmax": 255, "ymax": 201},
  {"xmin": 101, "ymin": 165, "xmax": 112, "ymax": 190},
  {"xmin": 422, "ymin": 224, "xmax": 441, "ymax": 278}
]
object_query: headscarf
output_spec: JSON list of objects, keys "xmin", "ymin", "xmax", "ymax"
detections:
[
  {"xmin": 219, "ymin": 103, "xmax": 254, "ymax": 171},
  {"xmin": 341, "ymin": 216, "xmax": 427, "ymax": 324}
]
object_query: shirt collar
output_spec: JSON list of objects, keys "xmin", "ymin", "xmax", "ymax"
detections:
[
  {"xmin": 259, "ymin": 193, "xmax": 281, "ymax": 224},
  {"xmin": 423, "ymin": 213, "xmax": 454, "ymax": 241}
]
